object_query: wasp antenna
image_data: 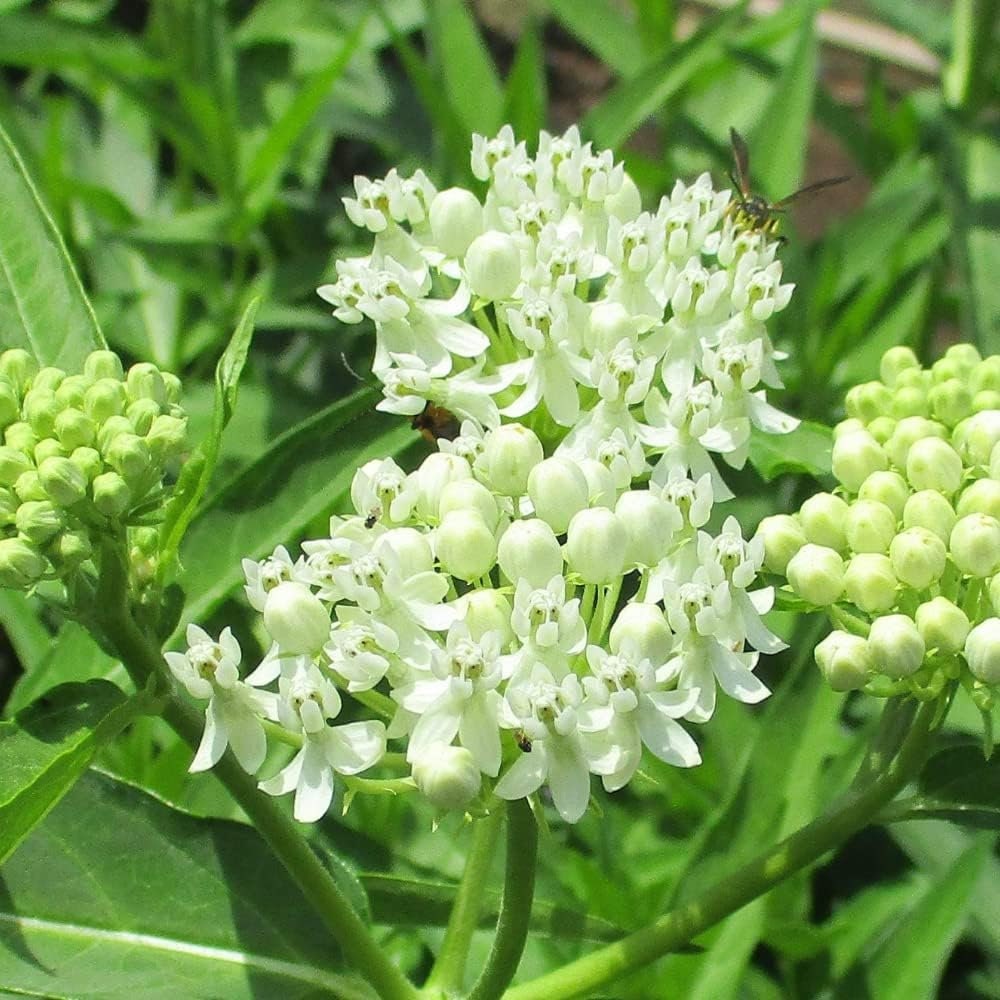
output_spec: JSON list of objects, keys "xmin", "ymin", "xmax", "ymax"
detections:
[{"xmin": 340, "ymin": 352, "xmax": 368, "ymax": 384}]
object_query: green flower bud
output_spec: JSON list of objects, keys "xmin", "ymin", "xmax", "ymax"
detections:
[
  {"xmin": 0, "ymin": 445, "xmax": 33, "ymax": 487},
  {"xmin": 956, "ymin": 478, "xmax": 1000, "ymax": 520},
  {"xmin": 22, "ymin": 387, "xmax": 58, "ymax": 437},
  {"xmin": 14, "ymin": 470, "xmax": 46, "ymax": 502},
  {"xmin": 832, "ymin": 431, "xmax": 889, "ymax": 493},
  {"xmin": 943, "ymin": 343, "xmax": 981, "ymax": 375},
  {"xmin": 498, "ymin": 518, "xmax": 563, "ymax": 588},
  {"xmin": 905, "ymin": 437, "xmax": 963, "ymax": 495},
  {"xmin": 609, "ymin": 602, "xmax": 673, "ymax": 664},
  {"xmin": 845, "ymin": 382, "xmax": 892, "ymax": 424},
  {"xmin": 0, "ymin": 536, "xmax": 46, "ymax": 589},
  {"xmin": 429, "ymin": 187, "xmax": 484, "ymax": 258},
  {"xmin": 833, "ymin": 418, "xmax": 866, "ymax": 440},
  {"xmin": 915, "ymin": 597, "xmax": 970, "ymax": 655},
  {"xmin": 413, "ymin": 453, "xmax": 473, "ymax": 521},
  {"xmin": 91, "ymin": 471, "xmax": 131, "ymax": 518},
  {"xmin": 38, "ymin": 455, "xmax": 88, "ymax": 507},
  {"xmin": 4, "ymin": 421, "xmax": 36, "ymax": 453},
  {"xmin": 162, "ymin": 371, "xmax": 182, "ymax": 405},
  {"xmin": 950, "ymin": 513, "xmax": 1000, "ymax": 577},
  {"xmin": 31, "ymin": 366, "xmax": 66, "ymax": 393},
  {"xmin": 83, "ymin": 349, "xmax": 124, "ymax": 382},
  {"xmin": 799, "ymin": 493, "xmax": 849, "ymax": 551},
  {"xmin": 464, "ymin": 231, "xmax": 521, "ymax": 301},
  {"xmin": 435, "ymin": 510, "xmax": 497, "ymax": 581},
  {"xmin": 965, "ymin": 618, "xmax": 1000, "ymax": 684},
  {"xmin": 54, "ymin": 374, "xmax": 91, "ymax": 410},
  {"xmin": 54, "ymin": 407, "xmax": 96, "ymax": 451},
  {"xmin": 615, "ymin": 490, "xmax": 679, "ymax": 567},
  {"xmin": 884, "ymin": 416, "xmax": 946, "ymax": 470},
  {"xmin": 565, "ymin": 507, "xmax": 628, "ymax": 584},
  {"xmin": 14, "ymin": 499, "xmax": 64, "ymax": 544},
  {"xmin": 755, "ymin": 514, "xmax": 807, "ymax": 574},
  {"xmin": 125, "ymin": 362, "xmax": 167, "ymax": 407},
  {"xmin": 411, "ymin": 744, "xmax": 482, "ymax": 810},
  {"xmin": 480, "ymin": 425, "xmax": 542, "ymax": 496},
  {"xmin": 859, "ymin": 470, "xmax": 910, "ymax": 519},
  {"xmin": 49, "ymin": 529, "xmax": 92, "ymax": 572},
  {"xmin": 786, "ymin": 543, "xmax": 845, "ymax": 606},
  {"xmin": 815, "ymin": 630, "xmax": 872, "ymax": 691},
  {"xmin": 0, "ymin": 348, "xmax": 38, "ymax": 395},
  {"xmin": 578, "ymin": 458, "xmax": 616, "ymax": 508},
  {"xmin": 84, "ymin": 378, "xmax": 127, "ymax": 423},
  {"xmin": 378, "ymin": 527, "xmax": 434, "ymax": 577},
  {"xmin": 69, "ymin": 446, "xmax": 102, "ymax": 483},
  {"xmin": 0, "ymin": 378, "xmax": 18, "ymax": 428},
  {"xmin": 439, "ymin": 479, "xmax": 500, "ymax": 531},
  {"xmin": 869, "ymin": 613, "xmax": 925, "ymax": 678},
  {"xmin": 960, "ymin": 410, "xmax": 1000, "ymax": 467},
  {"xmin": 126, "ymin": 398, "xmax": 161, "ymax": 436},
  {"xmin": 868, "ymin": 416, "xmax": 897, "ymax": 444},
  {"xmin": 34, "ymin": 438, "xmax": 65, "ymax": 464},
  {"xmin": 527, "ymin": 457, "xmax": 589, "ymax": 534},
  {"xmin": 931, "ymin": 356, "xmax": 963, "ymax": 384},
  {"xmin": 586, "ymin": 301, "xmax": 633, "ymax": 354},
  {"xmin": 973, "ymin": 390, "xmax": 1000, "ymax": 413},
  {"xmin": 458, "ymin": 589, "xmax": 513, "ymax": 644},
  {"xmin": 972, "ymin": 357, "xmax": 1000, "ymax": 395},
  {"xmin": 0, "ymin": 488, "xmax": 16, "ymax": 526},
  {"xmin": 844, "ymin": 553, "xmax": 897, "ymax": 613},
  {"xmin": 880, "ymin": 346, "xmax": 920, "ymax": 388},
  {"xmin": 891, "ymin": 385, "xmax": 929, "ymax": 419},
  {"xmin": 606, "ymin": 171, "xmax": 642, "ymax": 221},
  {"xmin": 263, "ymin": 581, "xmax": 330, "ymax": 653},
  {"xmin": 146, "ymin": 413, "xmax": 187, "ymax": 462},
  {"xmin": 889, "ymin": 526, "xmax": 947, "ymax": 589},
  {"xmin": 903, "ymin": 489, "xmax": 956, "ymax": 543},
  {"xmin": 845, "ymin": 500, "xmax": 897, "ymax": 554},
  {"xmin": 104, "ymin": 433, "xmax": 151, "ymax": 486},
  {"xmin": 929, "ymin": 379, "xmax": 973, "ymax": 428}
]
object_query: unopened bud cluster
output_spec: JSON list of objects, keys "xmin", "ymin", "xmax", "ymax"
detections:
[
  {"xmin": 0, "ymin": 348, "xmax": 186, "ymax": 590},
  {"xmin": 758, "ymin": 345, "xmax": 1000, "ymax": 708}
]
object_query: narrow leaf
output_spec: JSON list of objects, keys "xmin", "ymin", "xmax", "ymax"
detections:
[
  {"xmin": 503, "ymin": 20, "xmax": 546, "ymax": 142},
  {"xmin": 748, "ymin": 420, "xmax": 833, "ymax": 481},
  {"xmin": 547, "ymin": 0, "xmax": 644, "ymax": 77}
]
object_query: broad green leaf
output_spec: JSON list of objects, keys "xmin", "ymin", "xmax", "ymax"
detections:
[
  {"xmin": 0, "ymin": 680, "xmax": 150, "ymax": 865},
  {"xmin": 0, "ymin": 124, "xmax": 105, "ymax": 367},
  {"xmin": 867, "ymin": 838, "xmax": 990, "ymax": 1000},
  {"xmin": 748, "ymin": 420, "xmax": 832, "ymax": 481},
  {"xmin": 175, "ymin": 390, "xmax": 419, "ymax": 630},
  {"xmin": 427, "ymin": 0, "xmax": 503, "ymax": 137},
  {"xmin": 547, "ymin": 0, "xmax": 645, "ymax": 77},
  {"xmin": 159, "ymin": 299, "xmax": 259, "ymax": 583},
  {"xmin": 0, "ymin": 769, "xmax": 374, "ymax": 1000},
  {"xmin": 0, "ymin": 591, "xmax": 50, "ymax": 688},
  {"xmin": 503, "ymin": 20, "xmax": 546, "ymax": 143}
]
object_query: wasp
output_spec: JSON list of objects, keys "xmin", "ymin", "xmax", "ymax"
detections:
[
  {"xmin": 411, "ymin": 402, "xmax": 461, "ymax": 445},
  {"xmin": 726, "ymin": 127, "xmax": 849, "ymax": 238},
  {"xmin": 364, "ymin": 508, "xmax": 381, "ymax": 529},
  {"xmin": 515, "ymin": 730, "xmax": 533, "ymax": 754}
]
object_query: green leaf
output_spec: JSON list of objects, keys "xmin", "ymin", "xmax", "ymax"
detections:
[
  {"xmin": 0, "ymin": 769, "xmax": 374, "ymax": 999},
  {"xmin": 0, "ymin": 123, "xmax": 105, "ymax": 367},
  {"xmin": 503, "ymin": 20, "xmax": 546, "ymax": 143},
  {"xmin": 748, "ymin": 420, "xmax": 832, "ymax": 481},
  {"xmin": 174, "ymin": 390, "xmax": 419, "ymax": 630},
  {"xmin": 159, "ymin": 298, "xmax": 259, "ymax": 582},
  {"xmin": 0, "ymin": 681, "xmax": 150, "ymax": 865},
  {"xmin": 547, "ymin": 0, "xmax": 644, "ymax": 77}
]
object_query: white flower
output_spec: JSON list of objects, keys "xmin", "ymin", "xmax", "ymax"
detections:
[
  {"xmin": 242, "ymin": 545, "xmax": 298, "ymax": 612},
  {"xmin": 510, "ymin": 575, "xmax": 586, "ymax": 657},
  {"xmin": 325, "ymin": 606, "xmax": 400, "ymax": 692}
]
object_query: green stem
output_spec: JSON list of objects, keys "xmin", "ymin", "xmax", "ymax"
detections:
[
  {"xmin": 468, "ymin": 798, "xmax": 538, "ymax": 1000},
  {"xmin": 425, "ymin": 808, "xmax": 504, "ymax": 994},
  {"xmin": 504, "ymin": 699, "xmax": 939, "ymax": 1000},
  {"xmin": 850, "ymin": 696, "xmax": 917, "ymax": 790}
]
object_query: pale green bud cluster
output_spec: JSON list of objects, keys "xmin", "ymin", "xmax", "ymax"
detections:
[
  {"xmin": 760, "ymin": 344, "xmax": 1000, "ymax": 709},
  {"xmin": 0, "ymin": 348, "xmax": 186, "ymax": 590}
]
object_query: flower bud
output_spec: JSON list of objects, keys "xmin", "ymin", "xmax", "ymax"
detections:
[
  {"xmin": 754, "ymin": 514, "xmax": 806, "ymax": 574},
  {"xmin": 578, "ymin": 458, "xmax": 617, "ymax": 508},
  {"xmin": 14, "ymin": 470, "xmax": 46, "ymax": 503},
  {"xmin": 54, "ymin": 375, "xmax": 90, "ymax": 410},
  {"xmin": 0, "ymin": 488, "xmax": 17, "ymax": 526},
  {"xmin": 786, "ymin": 544, "xmax": 845, "ymax": 606},
  {"xmin": 162, "ymin": 371, "xmax": 182, "ymax": 405},
  {"xmin": 974, "ymin": 390, "xmax": 1000, "ymax": 413},
  {"xmin": 915, "ymin": 597, "xmax": 970, "ymax": 654},
  {"xmin": 845, "ymin": 382, "xmax": 892, "ymax": 424},
  {"xmin": 104, "ymin": 433, "xmax": 152, "ymax": 486},
  {"xmin": 464, "ymin": 231, "xmax": 521, "ymax": 301},
  {"xmin": 14, "ymin": 500, "xmax": 64, "ymax": 544},
  {"xmin": 605, "ymin": 171, "xmax": 642, "ymax": 221},
  {"xmin": 34, "ymin": 438, "xmax": 65, "ymax": 465},
  {"xmin": 0, "ymin": 446, "xmax": 32, "ymax": 487},
  {"xmin": 49, "ymin": 529, "xmax": 92, "ymax": 572},
  {"xmin": 845, "ymin": 500, "xmax": 897, "ymax": 554},
  {"xmin": 22, "ymin": 387, "xmax": 58, "ymax": 437},
  {"xmin": 97, "ymin": 414, "xmax": 134, "ymax": 453},
  {"xmin": 528, "ymin": 457, "xmax": 589, "ymax": 533},
  {"xmin": 905, "ymin": 437, "xmax": 963, "ymax": 495},
  {"xmin": 480, "ymin": 425, "xmax": 542, "ymax": 496},
  {"xmin": 956, "ymin": 478, "xmax": 1000, "ymax": 520},
  {"xmin": 880, "ymin": 346, "xmax": 920, "ymax": 388},
  {"xmin": 832, "ymin": 431, "xmax": 889, "ymax": 493},
  {"xmin": 799, "ymin": 493, "xmax": 849, "ymax": 552},
  {"xmin": 459, "ymin": 588, "xmax": 513, "ymax": 644},
  {"xmin": 888, "ymin": 526, "xmax": 946, "ymax": 590},
  {"xmin": 833, "ymin": 418, "xmax": 866, "ymax": 440},
  {"xmin": 125, "ymin": 362, "xmax": 167, "ymax": 407},
  {"xmin": 54, "ymin": 408, "xmax": 96, "ymax": 451},
  {"xmin": 892, "ymin": 385, "xmax": 929, "ymax": 419},
  {"xmin": 867, "ymin": 416, "xmax": 897, "ymax": 444},
  {"xmin": 587, "ymin": 301, "xmax": 634, "ymax": 354},
  {"xmin": 609, "ymin": 602, "xmax": 673, "ymax": 664},
  {"xmin": 69, "ymin": 446, "xmax": 102, "ymax": 484},
  {"xmin": 972, "ymin": 356, "xmax": 1000, "ymax": 395},
  {"xmin": 31, "ymin": 366, "xmax": 65, "ymax": 393},
  {"xmin": 429, "ymin": 187, "xmax": 483, "ymax": 258},
  {"xmin": 844, "ymin": 554, "xmax": 897, "ymax": 613},
  {"xmin": 0, "ymin": 536, "xmax": 46, "ymax": 589},
  {"xmin": 943, "ymin": 343, "xmax": 981, "ymax": 374},
  {"xmin": 84, "ymin": 379, "xmax": 126, "ymax": 423},
  {"xmin": 0, "ymin": 379, "xmax": 19, "ymax": 427},
  {"xmin": 950, "ymin": 513, "xmax": 1000, "ymax": 577},
  {"xmin": 868, "ymin": 614, "xmax": 925, "ymax": 678},
  {"xmin": 146, "ymin": 413, "xmax": 187, "ymax": 462},
  {"xmin": 498, "ymin": 518, "xmax": 563, "ymax": 588},
  {"xmin": 414, "ymin": 452, "xmax": 473, "ymax": 521},
  {"xmin": 38, "ymin": 456, "xmax": 87, "ymax": 507},
  {"xmin": 884, "ymin": 416, "xmax": 946, "ymax": 470},
  {"xmin": 964, "ymin": 618, "xmax": 1000, "ymax": 684},
  {"xmin": 0, "ymin": 348, "xmax": 37, "ymax": 395},
  {"xmin": 815, "ymin": 630, "xmax": 872, "ymax": 691},
  {"xmin": 565, "ymin": 507, "xmax": 627, "ymax": 584},
  {"xmin": 263, "ymin": 581, "xmax": 330, "ymax": 653},
  {"xmin": 614, "ymin": 490, "xmax": 678, "ymax": 567},
  {"xmin": 4, "ymin": 422, "xmax": 35, "ymax": 453},
  {"xmin": 127, "ymin": 398, "xmax": 161, "ymax": 436},
  {"xmin": 903, "ymin": 489, "xmax": 956, "ymax": 543},
  {"xmin": 955, "ymin": 410, "xmax": 1000, "ymax": 466},
  {"xmin": 436, "ymin": 510, "xmax": 497, "ymax": 581},
  {"xmin": 83, "ymin": 349, "xmax": 124, "ymax": 382},
  {"xmin": 377, "ymin": 527, "xmax": 434, "ymax": 576},
  {"xmin": 92, "ymin": 471, "xmax": 131, "ymax": 518},
  {"xmin": 412, "ymin": 744, "xmax": 482, "ymax": 810},
  {"xmin": 929, "ymin": 379, "xmax": 973, "ymax": 428},
  {"xmin": 858, "ymin": 470, "xmax": 909, "ymax": 519},
  {"xmin": 439, "ymin": 479, "xmax": 500, "ymax": 530}
]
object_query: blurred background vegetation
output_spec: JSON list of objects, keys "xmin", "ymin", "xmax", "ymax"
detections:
[{"xmin": 1, "ymin": 0, "xmax": 999, "ymax": 996}]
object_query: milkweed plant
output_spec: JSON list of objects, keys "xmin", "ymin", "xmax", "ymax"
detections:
[{"xmin": 4, "ymin": 127, "xmax": 998, "ymax": 1000}]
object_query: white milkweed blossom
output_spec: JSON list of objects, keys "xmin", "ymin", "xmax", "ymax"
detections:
[{"xmin": 167, "ymin": 128, "xmax": 799, "ymax": 824}]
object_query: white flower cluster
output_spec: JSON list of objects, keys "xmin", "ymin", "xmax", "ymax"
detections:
[
  {"xmin": 318, "ymin": 126, "xmax": 798, "ymax": 497},
  {"xmin": 168, "ymin": 422, "xmax": 785, "ymax": 824}
]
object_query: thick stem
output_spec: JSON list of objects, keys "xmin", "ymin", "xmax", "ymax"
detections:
[
  {"xmin": 504, "ymin": 699, "xmax": 938, "ymax": 1000},
  {"xmin": 468, "ymin": 798, "xmax": 538, "ymax": 1000},
  {"xmin": 424, "ymin": 808, "xmax": 504, "ymax": 994}
]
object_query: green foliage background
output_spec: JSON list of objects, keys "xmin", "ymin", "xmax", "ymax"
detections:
[{"xmin": 0, "ymin": 0, "xmax": 999, "ymax": 997}]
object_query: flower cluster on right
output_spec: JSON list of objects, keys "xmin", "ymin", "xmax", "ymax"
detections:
[{"xmin": 757, "ymin": 344, "xmax": 1000, "ymax": 711}]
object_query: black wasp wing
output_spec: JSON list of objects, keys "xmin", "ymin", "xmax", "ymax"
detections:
[
  {"xmin": 728, "ymin": 127, "xmax": 753, "ymax": 198},
  {"xmin": 772, "ymin": 175, "xmax": 851, "ymax": 209}
]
